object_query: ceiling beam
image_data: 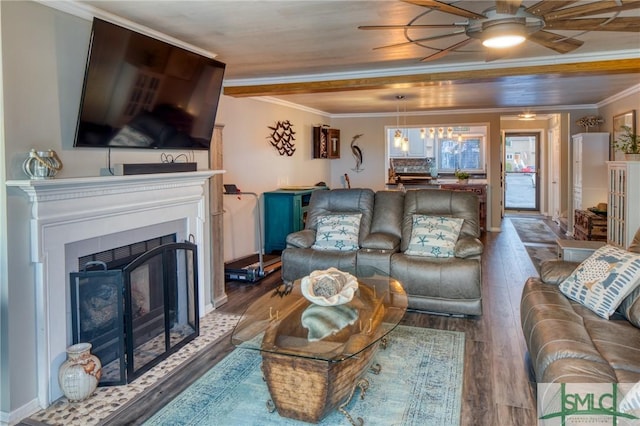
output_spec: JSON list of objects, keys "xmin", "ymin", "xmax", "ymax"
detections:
[{"xmin": 224, "ymin": 58, "xmax": 640, "ymax": 97}]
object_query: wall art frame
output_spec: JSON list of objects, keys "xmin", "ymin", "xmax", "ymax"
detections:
[{"xmin": 611, "ymin": 110, "xmax": 636, "ymax": 160}]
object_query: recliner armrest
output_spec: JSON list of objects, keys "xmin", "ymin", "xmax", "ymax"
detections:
[
  {"xmin": 455, "ymin": 237, "xmax": 483, "ymax": 258},
  {"xmin": 539, "ymin": 259, "xmax": 580, "ymax": 285},
  {"xmin": 361, "ymin": 232, "xmax": 400, "ymax": 251},
  {"xmin": 286, "ymin": 229, "xmax": 316, "ymax": 249}
]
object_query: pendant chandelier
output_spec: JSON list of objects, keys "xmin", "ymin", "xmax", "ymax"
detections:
[{"xmin": 393, "ymin": 95, "xmax": 404, "ymax": 148}]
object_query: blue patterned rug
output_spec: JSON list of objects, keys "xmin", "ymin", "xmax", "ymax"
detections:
[{"xmin": 145, "ymin": 325, "xmax": 465, "ymax": 426}]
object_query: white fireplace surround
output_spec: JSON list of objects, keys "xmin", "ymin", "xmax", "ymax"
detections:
[{"xmin": 7, "ymin": 170, "xmax": 221, "ymax": 407}]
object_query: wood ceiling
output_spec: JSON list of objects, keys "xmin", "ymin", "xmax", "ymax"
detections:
[{"xmin": 77, "ymin": 0, "xmax": 640, "ymax": 115}]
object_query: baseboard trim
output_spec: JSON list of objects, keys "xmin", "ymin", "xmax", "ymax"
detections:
[{"xmin": 1, "ymin": 398, "xmax": 42, "ymax": 426}]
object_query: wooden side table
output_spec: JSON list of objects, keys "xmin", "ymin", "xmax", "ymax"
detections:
[{"xmin": 556, "ymin": 239, "xmax": 605, "ymax": 262}]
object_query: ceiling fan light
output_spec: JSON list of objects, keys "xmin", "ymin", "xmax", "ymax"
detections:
[
  {"xmin": 483, "ymin": 34, "xmax": 525, "ymax": 48},
  {"xmin": 481, "ymin": 21, "xmax": 527, "ymax": 49}
]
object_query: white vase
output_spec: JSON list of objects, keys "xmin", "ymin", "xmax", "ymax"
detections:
[{"xmin": 58, "ymin": 343, "xmax": 102, "ymax": 402}]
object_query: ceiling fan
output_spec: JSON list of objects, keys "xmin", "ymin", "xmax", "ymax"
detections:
[{"xmin": 359, "ymin": 0, "xmax": 640, "ymax": 61}]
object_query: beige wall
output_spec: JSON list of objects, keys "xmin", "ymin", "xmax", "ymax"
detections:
[{"xmin": 216, "ymin": 95, "xmax": 331, "ymax": 261}]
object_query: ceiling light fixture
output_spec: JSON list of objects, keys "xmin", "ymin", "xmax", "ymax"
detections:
[
  {"xmin": 394, "ymin": 95, "xmax": 404, "ymax": 147},
  {"xmin": 481, "ymin": 20, "xmax": 527, "ymax": 49},
  {"xmin": 401, "ymin": 97, "xmax": 409, "ymax": 152},
  {"xmin": 518, "ymin": 112, "xmax": 537, "ymax": 121}
]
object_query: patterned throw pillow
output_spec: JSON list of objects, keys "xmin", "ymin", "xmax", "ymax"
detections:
[
  {"xmin": 311, "ymin": 214, "xmax": 362, "ymax": 251},
  {"xmin": 405, "ymin": 215, "xmax": 464, "ymax": 258},
  {"xmin": 620, "ymin": 381, "xmax": 640, "ymax": 414},
  {"xmin": 559, "ymin": 245, "xmax": 640, "ymax": 319}
]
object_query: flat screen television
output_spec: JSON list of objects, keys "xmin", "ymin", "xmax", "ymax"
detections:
[{"xmin": 74, "ymin": 18, "xmax": 225, "ymax": 150}]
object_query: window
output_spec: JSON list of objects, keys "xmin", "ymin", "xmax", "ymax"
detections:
[{"xmin": 387, "ymin": 124, "xmax": 487, "ymax": 175}]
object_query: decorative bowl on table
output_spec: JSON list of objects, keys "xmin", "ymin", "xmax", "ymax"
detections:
[{"xmin": 300, "ymin": 267, "xmax": 358, "ymax": 306}]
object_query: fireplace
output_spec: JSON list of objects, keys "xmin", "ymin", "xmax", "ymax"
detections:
[
  {"xmin": 7, "ymin": 171, "xmax": 221, "ymax": 407},
  {"xmin": 70, "ymin": 235, "xmax": 199, "ymax": 385}
]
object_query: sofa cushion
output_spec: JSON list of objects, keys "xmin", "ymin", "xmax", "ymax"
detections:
[
  {"xmin": 540, "ymin": 259, "xmax": 581, "ymax": 285},
  {"xmin": 584, "ymin": 315, "xmax": 640, "ymax": 377},
  {"xmin": 400, "ymin": 190, "xmax": 480, "ymax": 253},
  {"xmin": 311, "ymin": 213, "xmax": 362, "ymax": 251},
  {"xmin": 559, "ymin": 245, "xmax": 640, "ymax": 319},
  {"xmin": 405, "ymin": 215, "xmax": 463, "ymax": 258},
  {"xmin": 521, "ymin": 278, "xmax": 612, "ymax": 382},
  {"xmin": 454, "ymin": 237, "xmax": 483, "ymax": 258}
]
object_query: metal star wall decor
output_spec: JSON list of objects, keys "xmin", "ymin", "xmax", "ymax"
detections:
[{"xmin": 267, "ymin": 120, "xmax": 296, "ymax": 156}]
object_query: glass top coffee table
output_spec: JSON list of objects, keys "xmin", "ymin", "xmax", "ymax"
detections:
[{"xmin": 231, "ymin": 272, "xmax": 407, "ymax": 425}]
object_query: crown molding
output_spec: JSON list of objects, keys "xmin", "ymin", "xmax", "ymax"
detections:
[
  {"xmin": 35, "ymin": 0, "xmax": 217, "ymax": 59},
  {"xmin": 597, "ymin": 83, "xmax": 640, "ymax": 108}
]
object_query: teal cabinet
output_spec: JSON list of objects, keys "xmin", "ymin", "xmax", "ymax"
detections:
[{"xmin": 264, "ymin": 189, "xmax": 317, "ymax": 254}]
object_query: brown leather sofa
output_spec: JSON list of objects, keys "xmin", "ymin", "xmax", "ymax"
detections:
[
  {"xmin": 520, "ymin": 228, "xmax": 640, "ymax": 384},
  {"xmin": 281, "ymin": 188, "xmax": 483, "ymax": 316}
]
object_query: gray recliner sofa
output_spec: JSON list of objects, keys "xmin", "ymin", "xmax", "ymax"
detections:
[{"xmin": 281, "ymin": 188, "xmax": 483, "ymax": 316}]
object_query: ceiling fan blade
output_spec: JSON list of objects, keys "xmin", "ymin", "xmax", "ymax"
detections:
[
  {"xmin": 525, "ymin": 1, "xmax": 579, "ymax": 17},
  {"xmin": 373, "ymin": 31, "xmax": 467, "ymax": 50},
  {"xmin": 358, "ymin": 24, "xmax": 460, "ymax": 30},
  {"xmin": 528, "ymin": 30, "xmax": 584, "ymax": 54},
  {"xmin": 402, "ymin": 0, "xmax": 486, "ymax": 20},
  {"xmin": 544, "ymin": 0, "xmax": 640, "ymax": 20},
  {"xmin": 420, "ymin": 38, "xmax": 474, "ymax": 61},
  {"xmin": 496, "ymin": 0, "xmax": 523, "ymax": 15},
  {"xmin": 546, "ymin": 17, "xmax": 640, "ymax": 32}
]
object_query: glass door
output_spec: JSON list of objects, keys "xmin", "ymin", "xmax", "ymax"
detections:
[{"xmin": 504, "ymin": 133, "xmax": 540, "ymax": 211}]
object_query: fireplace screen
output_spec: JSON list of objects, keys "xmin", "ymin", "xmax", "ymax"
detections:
[{"xmin": 70, "ymin": 241, "xmax": 198, "ymax": 386}]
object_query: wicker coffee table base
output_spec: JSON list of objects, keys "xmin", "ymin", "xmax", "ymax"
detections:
[{"xmin": 261, "ymin": 341, "xmax": 381, "ymax": 424}]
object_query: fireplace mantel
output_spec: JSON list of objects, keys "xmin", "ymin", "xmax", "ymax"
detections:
[{"xmin": 7, "ymin": 170, "xmax": 223, "ymax": 407}]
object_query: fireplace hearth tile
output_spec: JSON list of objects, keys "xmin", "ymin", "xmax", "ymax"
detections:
[{"xmin": 24, "ymin": 311, "xmax": 239, "ymax": 426}]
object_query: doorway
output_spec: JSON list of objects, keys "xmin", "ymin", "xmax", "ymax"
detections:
[{"xmin": 504, "ymin": 133, "xmax": 540, "ymax": 211}]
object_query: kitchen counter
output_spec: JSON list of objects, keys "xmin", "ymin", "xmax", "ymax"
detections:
[
  {"xmin": 385, "ymin": 180, "xmax": 488, "ymax": 231},
  {"xmin": 386, "ymin": 178, "xmax": 488, "ymax": 187}
]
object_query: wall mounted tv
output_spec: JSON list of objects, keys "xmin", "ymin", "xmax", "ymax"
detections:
[{"xmin": 74, "ymin": 18, "xmax": 225, "ymax": 150}]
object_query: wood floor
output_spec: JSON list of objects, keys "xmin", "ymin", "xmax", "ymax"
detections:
[{"xmin": 100, "ymin": 215, "xmax": 563, "ymax": 426}]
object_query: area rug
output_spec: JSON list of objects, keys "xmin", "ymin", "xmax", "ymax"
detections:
[
  {"xmin": 510, "ymin": 217, "xmax": 559, "ymax": 245},
  {"xmin": 525, "ymin": 245, "xmax": 558, "ymax": 273},
  {"xmin": 144, "ymin": 325, "xmax": 465, "ymax": 426}
]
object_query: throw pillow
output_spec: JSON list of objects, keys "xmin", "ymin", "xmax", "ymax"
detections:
[
  {"xmin": 405, "ymin": 215, "xmax": 464, "ymax": 258},
  {"xmin": 311, "ymin": 213, "xmax": 362, "ymax": 251},
  {"xmin": 620, "ymin": 381, "xmax": 640, "ymax": 414},
  {"xmin": 559, "ymin": 245, "xmax": 640, "ymax": 319},
  {"xmin": 618, "ymin": 285, "xmax": 640, "ymax": 328}
]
